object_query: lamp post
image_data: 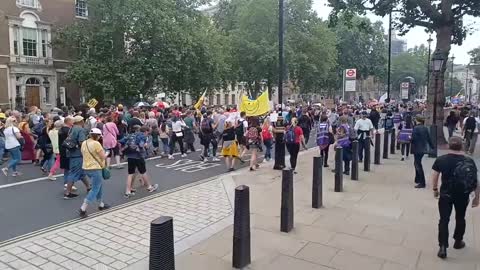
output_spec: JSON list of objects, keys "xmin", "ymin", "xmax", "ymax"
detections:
[
  {"xmin": 427, "ymin": 34, "xmax": 433, "ymax": 99},
  {"xmin": 386, "ymin": 12, "xmax": 392, "ymax": 103},
  {"xmin": 450, "ymin": 54, "xmax": 455, "ymax": 97},
  {"xmin": 429, "ymin": 50, "xmax": 446, "ymax": 158},
  {"xmin": 274, "ymin": 0, "xmax": 286, "ymax": 170}
]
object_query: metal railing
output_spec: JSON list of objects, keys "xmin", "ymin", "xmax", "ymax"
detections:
[{"xmin": 13, "ymin": 55, "xmax": 51, "ymax": 65}]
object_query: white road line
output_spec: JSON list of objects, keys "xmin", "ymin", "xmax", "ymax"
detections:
[{"xmin": 0, "ymin": 150, "xmax": 202, "ymax": 190}]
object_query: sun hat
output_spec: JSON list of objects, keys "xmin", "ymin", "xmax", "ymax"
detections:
[
  {"xmin": 73, "ymin": 115, "xmax": 84, "ymax": 123},
  {"xmin": 90, "ymin": 128, "xmax": 102, "ymax": 135}
]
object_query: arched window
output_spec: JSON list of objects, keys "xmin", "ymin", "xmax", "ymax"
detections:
[
  {"xmin": 26, "ymin": 78, "xmax": 40, "ymax": 85},
  {"xmin": 75, "ymin": 0, "xmax": 88, "ymax": 18}
]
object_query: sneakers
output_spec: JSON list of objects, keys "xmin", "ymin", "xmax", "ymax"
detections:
[
  {"xmin": 79, "ymin": 209, "xmax": 87, "ymax": 218},
  {"xmin": 12, "ymin": 172, "xmax": 22, "ymax": 177},
  {"xmin": 181, "ymin": 153, "xmax": 187, "ymax": 158},
  {"xmin": 98, "ymin": 203, "xmax": 111, "ymax": 211},
  {"xmin": 1, "ymin": 168, "xmax": 7, "ymax": 176},
  {"xmin": 48, "ymin": 175, "xmax": 57, "ymax": 181},
  {"xmin": 64, "ymin": 193, "xmax": 79, "ymax": 200},
  {"xmin": 124, "ymin": 192, "xmax": 135, "ymax": 199},
  {"xmin": 63, "ymin": 184, "xmax": 78, "ymax": 191},
  {"xmin": 147, "ymin": 184, "xmax": 159, "ymax": 193},
  {"xmin": 401, "ymin": 157, "xmax": 405, "ymax": 161},
  {"xmin": 228, "ymin": 168, "xmax": 235, "ymax": 172},
  {"xmin": 168, "ymin": 155, "xmax": 175, "ymax": 160},
  {"xmin": 212, "ymin": 157, "xmax": 221, "ymax": 162}
]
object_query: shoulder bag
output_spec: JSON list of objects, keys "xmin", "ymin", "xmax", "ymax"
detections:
[
  {"xmin": 85, "ymin": 140, "xmax": 111, "ymax": 180},
  {"xmin": 12, "ymin": 127, "xmax": 25, "ymax": 151},
  {"xmin": 62, "ymin": 128, "xmax": 78, "ymax": 149}
]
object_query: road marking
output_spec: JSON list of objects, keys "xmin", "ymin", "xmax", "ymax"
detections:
[
  {"xmin": 0, "ymin": 150, "xmax": 202, "ymax": 190},
  {"xmin": 155, "ymin": 159, "xmax": 221, "ymax": 173}
]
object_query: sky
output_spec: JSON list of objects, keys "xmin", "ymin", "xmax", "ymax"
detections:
[{"xmin": 312, "ymin": 0, "xmax": 480, "ymax": 65}]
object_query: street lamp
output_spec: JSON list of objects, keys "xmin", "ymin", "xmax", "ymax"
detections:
[
  {"xmin": 274, "ymin": 0, "xmax": 286, "ymax": 170},
  {"xmin": 386, "ymin": 12, "xmax": 392, "ymax": 103},
  {"xmin": 426, "ymin": 34, "xmax": 433, "ymax": 99},
  {"xmin": 429, "ymin": 49, "xmax": 446, "ymax": 158}
]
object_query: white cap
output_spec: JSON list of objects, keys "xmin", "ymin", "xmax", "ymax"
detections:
[{"xmin": 90, "ymin": 128, "xmax": 102, "ymax": 135}]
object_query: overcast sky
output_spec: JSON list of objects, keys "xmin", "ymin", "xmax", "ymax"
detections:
[{"xmin": 312, "ymin": 0, "xmax": 480, "ymax": 65}]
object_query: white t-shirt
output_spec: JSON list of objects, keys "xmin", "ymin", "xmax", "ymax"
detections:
[
  {"xmin": 354, "ymin": 118, "xmax": 374, "ymax": 132},
  {"xmin": 4, "ymin": 127, "xmax": 20, "ymax": 150}
]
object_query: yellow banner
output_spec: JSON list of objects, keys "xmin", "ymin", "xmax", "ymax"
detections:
[
  {"xmin": 239, "ymin": 90, "xmax": 270, "ymax": 116},
  {"xmin": 87, "ymin": 98, "xmax": 98, "ymax": 108},
  {"xmin": 194, "ymin": 90, "xmax": 206, "ymax": 110}
]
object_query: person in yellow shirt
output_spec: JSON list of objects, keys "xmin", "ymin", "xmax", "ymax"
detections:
[{"xmin": 79, "ymin": 128, "xmax": 110, "ymax": 218}]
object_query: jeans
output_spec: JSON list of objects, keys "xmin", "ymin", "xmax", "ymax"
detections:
[
  {"xmin": 447, "ymin": 126, "xmax": 455, "ymax": 138},
  {"xmin": 169, "ymin": 134, "xmax": 185, "ymax": 155},
  {"xmin": 264, "ymin": 139, "xmax": 273, "ymax": 160},
  {"xmin": 0, "ymin": 137, "xmax": 5, "ymax": 163},
  {"xmin": 84, "ymin": 169, "xmax": 104, "ymax": 204},
  {"xmin": 358, "ymin": 138, "xmax": 369, "ymax": 161},
  {"xmin": 342, "ymin": 146, "xmax": 352, "ymax": 173},
  {"xmin": 413, "ymin": 153, "xmax": 425, "ymax": 185},
  {"xmin": 202, "ymin": 134, "xmax": 218, "ymax": 158},
  {"xmin": 161, "ymin": 138, "xmax": 169, "ymax": 153},
  {"xmin": 438, "ymin": 193, "xmax": 470, "ymax": 247},
  {"xmin": 43, "ymin": 154, "xmax": 55, "ymax": 172},
  {"xmin": 464, "ymin": 131, "xmax": 478, "ymax": 154},
  {"xmin": 7, "ymin": 146, "xmax": 21, "ymax": 172},
  {"xmin": 286, "ymin": 143, "xmax": 300, "ymax": 170},
  {"xmin": 401, "ymin": 143, "xmax": 410, "ymax": 157}
]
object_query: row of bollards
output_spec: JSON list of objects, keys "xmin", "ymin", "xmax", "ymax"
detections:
[{"xmin": 148, "ymin": 130, "xmax": 400, "ymax": 269}]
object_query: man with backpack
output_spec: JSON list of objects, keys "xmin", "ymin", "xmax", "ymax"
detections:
[
  {"xmin": 462, "ymin": 111, "xmax": 479, "ymax": 155},
  {"xmin": 200, "ymin": 111, "xmax": 220, "ymax": 162},
  {"xmin": 298, "ymin": 110, "xmax": 312, "ymax": 144},
  {"xmin": 431, "ymin": 136, "xmax": 479, "ymax": 259}
]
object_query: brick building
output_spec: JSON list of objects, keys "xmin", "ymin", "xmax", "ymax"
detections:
[{"xmin": 0, "ymin": 0, "xmax": 85, "ymax": 111}]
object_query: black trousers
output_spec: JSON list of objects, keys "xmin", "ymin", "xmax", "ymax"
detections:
[
  {"xmin": 413, "ymin": 153, "xmax": 425, "ymax": 185},
  {"xmin": 169, "ymin": 134, "xmax": 185, "ymax": 155},
  {"xmin": 303, "ymin": 128, "xmax": 311, "ymax": 144},
  {"xmin": 438, "ymin": 193, "xmax": 470, "ymax": 247},
  {"xmin": 320, "ymin": 145, "xmax": 330, "ymax": 167},
  {"xmin": 202, "ymin": 134, "xmax": 218, "ymax": 158},
  {"xmin": 358, "ymin": 138, "xmax": 369, "ymax": 161},
  {"xmin": 401, "ymin": 144, "xmax": 410, "ymax": 157},
  {"xmin": 286, "ymin": 143, "xmax": 300, "ymax": 170}
]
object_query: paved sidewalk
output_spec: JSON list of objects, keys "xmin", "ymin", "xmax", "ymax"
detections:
[
  {"xmin": 173, "ymin": 149, "xmax": 480, "ymax": 270},
  {"xmin": 0, "ymin": 177, "xmax": 234, "ymax": 270}
]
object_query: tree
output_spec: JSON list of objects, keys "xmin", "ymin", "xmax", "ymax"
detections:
[
  {"xmin": 391, "ymin": 45, "xmax": 429, "ymax": 97},
  {"xmin": 328, "ymin": 0, "xmax": 480, "ymax": 144},
  {"xmin": 469, "ymin": 47, "xmax": 480, "ymax": 80}
]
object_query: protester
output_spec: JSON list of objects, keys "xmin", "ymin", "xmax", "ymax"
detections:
[
  {"xmin": 368, "ymin": 107, "xmax": 380, "ymax": 131},
  {"xmin": 398, "ymin": 115, "xmax": 413, "ymax": 161},
  {"xmin": 445, "ymin": 110, "xmax": 459, "ymax": 138},
  {"xmin": 2, "ymin": 117, "xmax": 23, "ymax": 177},
  {"xmin": 103, "ymin": 116, "xmax": 122, "ymax": 168},
  {"xmin": 354, "ymin": 111, "xmax": 374, "ymax": 162},
  {"xmin": 298, "ymin": 110, "xmax": 312, "ymax": 144},
  {"xmin": 168, "ymin": 115, "xmax": 187, "ymax": 160},
  {"xmin": 200, "ymin": 111, "xmax": 219, "ymax": 162},
  {"xmin": 47, "ymin": 120, "xmax": 63, "ymax": 180},
  {"xmin": 285, "ymin": 118, "xmax": 306, "ymax": 173},
  {"xmin": 246, "ymin": 117, "xmax": 262, "ymax": 171},
  {"xmin": 335, "ymin": 116, "xmax": 352, "ymax": 175},
  {"xmin": 235, "ymin": 111, "xmax": 248, "ymax": 160},
  {"xmin": 261, "ymin": 119, "xmax": 274, "ymax": 162},
  {"xmin": 159, "ymin": 121, "xmax": 170, "ymax": 155},
  {"xmin": 316, "ymin": 115, "xmax": 332, "ymax": 167},
  {"xmin": 411, "ymin": 116, "xmax": 434, "ymax": 188},
  {"xmin": 221, "ymin": 121, "xmax": 238, "ymax": 171},
  {"xmin": 431, "ymin": 136, "xmax": 479, "ymax": 259},
  {"xmin": 462, "ymin": 111, "xmax": 479, "ymax": 155},
  {"xmin": 19, "ymin": 116, "xmax": 36, "ymax": 163}
]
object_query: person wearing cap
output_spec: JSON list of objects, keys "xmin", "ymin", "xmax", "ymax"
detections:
[
  {"xmin": 63, "ymin": 115, "xmax": 91, "ymax": 199},
  {"xmin": 354, "ymin": 111, "xmax": 374, "ymax": 162},
  {"xmin": 79, "ymin": 128, "xmax": 110, "ymax": 217}
]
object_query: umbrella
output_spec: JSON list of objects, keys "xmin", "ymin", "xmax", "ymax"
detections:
[
  {"xmin": 152, "ymin": 101, "xmax": 170, "ymax": 108},
  {"xmin": 133, "ymin": 101, "xmax": 151, "ymax": 108}
]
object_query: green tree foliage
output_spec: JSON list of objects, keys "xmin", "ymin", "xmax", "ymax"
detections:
[
  {"xmin": 391, "ymin": 45, "xmax": 429, "ymax": 96},
  {"xmin": 469, "ymin": 47, "xmax": 480, "ymax": 80},
  {"xmin": 328, "ymin": 0, "xmax": 480, "ymax": 143},
  {"xmin": 54, "ymin": 0, "xmax": 223, "ymax": 103}
]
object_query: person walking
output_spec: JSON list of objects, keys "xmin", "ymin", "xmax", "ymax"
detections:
[
  {"xmin": 221, "ymin": 121, "xmax": 238, "ymax": 171},
  {"xmin": 159, "ymin": 121, "xmax": 170, "ymax": 156},
  {"xmin": 328, "ymin": 108, "xmax": 339, "ymax": 134},
  {"xmin": 261, "ymin": 119, "xmax": 274, "ymax": 162},
  {"xmin": 103, "ymin": 116, "xmax": 122, "ymax": 168},
  {"xmin": 431, "ymin": 136, "xmax": 479, "ymax": 259},
  {"xmin": 368, "ymin": 107, "xmax": 380, "ymax": 132},
  {"xmin": 168, "ymin": 115, "xmax": 187, "ymax": 159},
  {"xmin": 245, "ymin": 117, "xmax": 262, "ymax": 171},
  {"xmin": 298, "ymin": 110, "xmax": 312, "ymax": 144},
  {"xmin": 200, "ymin": 111, "xmax": 219, "ymax": 162},
  {"xmin": 411, "ymin": 116, "xmax": 434, "ymax": 188},
  {"xmin": 462, "ymin": 111, "xmax": 479, "ymax": 155},
  {"xmin": 78, "ymin": 128, "xmax": 111, "ymax": 218},
  {"xmin": 19, "ymin": 116, "xmax": 36, "ymax": 163},
  {"xmin": 2, "ymin": 117, "xmax": 23, "ymax": 177},
  {"xmin": 183, "ymin": 111, "xmax": 196, "ymax": 153},
  {"xmin": 235, "ymin": 112, "xmax": 248, "ymax": 160},
  {"xmin": 398, "ymin": 115, "xmax": 413, "ymax": 161},
  {"xmin": 285, "ymin": 118, "xmax": 306, "ymax": 173},
  {"xmin": 354, "ymin": 111, "xmax": 374, "ymax": 162},
  {"xmin": 335, "ymin": 116, "xmax": 353, "ymax": 175},
  {"xmin": 316, "ymin": 115, "xmax": 333, "ymax": 167},
  {"xmin": 445, "ymin": 110, "xmax": 459, "ymax": 138},
  {"xmin": 47, "ymin": 120, "xmax": 63, "ymax": 180}
]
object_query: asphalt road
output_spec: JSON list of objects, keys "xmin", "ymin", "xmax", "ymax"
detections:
[{"xmin": 0, "ymin": 131, "xmax": 318, "ymax": 243}]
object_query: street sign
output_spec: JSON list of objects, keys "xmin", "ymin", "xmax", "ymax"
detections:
[
  {"xmin": 345, "ymin": 69, "xmax": 357, "ymax": 79},
  {"xmin": 400, "ymin": 82, "xmax": 409, "ymax": 100},
  {"xmin": 345, "ymin": 80, "xmax": 356, "ymax": 92}
]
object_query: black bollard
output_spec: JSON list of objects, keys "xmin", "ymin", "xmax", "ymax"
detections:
[
  {"xmin": 364, "ymin": 137, "xmax": 371, "ymax": 172},
  {"xmin": 351, "ymin": 141, "xmax": 359, "ymax": 181},
  {"xmin": 312, "ymin": 156, "xmax": 323, "ymax": 208},
  {"xmin": 149, "ymin": 216, "xmax": 175, "ymax": 270},
  {"xmin": 232, "ymin": 185, "xmax": 251, "ymax": 269},
  {"xmin": 281, "ymin": 169, "xmax": 294, "ymax": 233},
  {"xmin": 334, "ymin": 146, "xmax": 343, "ymax": 192},
  {"xmin": 383, "ymin": 130, "xmax": 389, "ymax": 159},
  {"xmin": 390, "ymin": 128, "xmax": 396, "ymax": 155},
  {"xmin": 374, "ymin": 133, "xmax": 381, "ymax": 165}
]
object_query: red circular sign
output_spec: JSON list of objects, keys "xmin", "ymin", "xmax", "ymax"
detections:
[{"xmin": 346, "ymin": 69, "xmax": 356, "ymax": 77}]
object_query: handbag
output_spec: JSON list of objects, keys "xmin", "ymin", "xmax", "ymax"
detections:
[
  {"xmin": 85, "ymin": 140, "xmax": 111, "ymax": 180},
  {"xmin": 12, "ymin": 127, "xmax": 25, "ymax": 151},
  {"xmin": 62, "ymin": 128, "xmax": 77, "ymax": 149}
]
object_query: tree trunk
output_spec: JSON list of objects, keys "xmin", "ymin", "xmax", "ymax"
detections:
[{"xmin": 427, "ymin": 26, "xmax": 452, "ymax": 145}]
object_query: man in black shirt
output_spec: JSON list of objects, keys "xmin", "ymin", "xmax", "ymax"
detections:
[{"xmin": 431, "ymin": 136, "xmax": 479, "ymax": 259}]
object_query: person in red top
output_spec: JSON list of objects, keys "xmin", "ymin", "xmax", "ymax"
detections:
[{"xmin": 285, "ymin": 118, "xmax": 306, "ymax": 173}]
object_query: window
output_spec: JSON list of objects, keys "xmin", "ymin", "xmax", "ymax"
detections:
[
  {"xmin": 75, "ymin": 0, "xmax": 88, "ymax": 17},
  {"xmin": 17, "ymin": 0, "xmax": 38, "ymax": 8},
  {"xmin": 23, "ymin": 28, "xmax": 37, "ymax": 57},
  {"xmin": 13, "ymin": 27, "xmax": 20, "ymax": 55},
  {"xmin": 231, "ymin": 94, "xmax": 236, "ymax": 105},
  {"xmin": 41, "ymin": 30, "xmax": 47, "ymax": 57},
  {"xmin": 216, "ymin": 94, "xmax": 221, "ymax": 105},
  {"xmin": 224, "ymin": 94, "xmax": 229, "ymax": 105}
]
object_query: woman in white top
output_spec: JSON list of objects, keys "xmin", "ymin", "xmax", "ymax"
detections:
[
  {"xmin": 168, "ymin": 116, "xmax": 187, "ymax": 159},
  {"xmin": 2, "ymin": 117, "xmax": 23, "ymax": 177},
  {"xmin": 47, "ymin": 120, "xmax": 63, "ymax": 180}
]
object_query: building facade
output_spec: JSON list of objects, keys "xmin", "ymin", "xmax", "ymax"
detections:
[{"xmin": 0, "ymin": 0, "xmax": 85, "ymax": 111}]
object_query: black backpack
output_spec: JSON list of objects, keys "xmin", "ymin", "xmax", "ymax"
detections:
[
  {"xmin": 465, "ymin": 117, "xmax": 476, "ymax": 132},
  {"xmin": 447, "ymin": 158, "xmax": 478, "ymax": 194},
  {"xmin": 235, "ymin": 120, "xmax": 245, "ymax": 137}
]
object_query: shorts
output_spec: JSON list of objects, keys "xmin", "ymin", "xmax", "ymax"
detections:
[
  {"xmin": 128, "ymin": 158, "xmax": 147, "ymax": 175},
  {"xmin": 106, "ymin": 145, "xmax": 120, "ymax": 157}
]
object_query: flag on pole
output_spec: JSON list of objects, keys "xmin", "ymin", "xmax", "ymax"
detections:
[
  {"xmin": 379, "ymin": 92, "xmax": 388, "ymax": 104},
  {"xmin": 240, "ymin": 90, "xmax": 270, "ymax": 116},
  {"xmin": 194, "ymin": 90, "xmax": 207, "ymax": 110}
]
